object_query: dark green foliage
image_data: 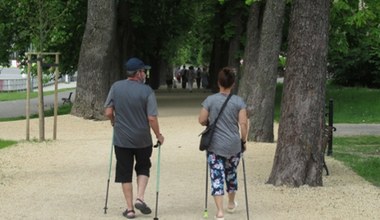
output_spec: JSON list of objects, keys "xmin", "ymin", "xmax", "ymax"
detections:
[
  {"xmin": 328, "ymin": 0, "xmax": 380, "ymax": 88},
  {"xmin": 0, "ymin": 0, "xmax": 87, "ymax": 75}
]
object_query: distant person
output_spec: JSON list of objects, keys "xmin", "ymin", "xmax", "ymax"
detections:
[
  {"xmin": 165, "ymin": 71, "xmax": 173, "ymax": 91},
  {"xmin": 174, "ymin": 67, "xmax": 181, "ymax": 88},
  {"xmin": 180, "ymin": 65, "xmax": 187, "ymax": 89},
  {"xmin": 201, "ymin": 67, "xmax": 209, "ymax": 89},
  {"xmin": 187, "ymin": 66, "xmax": 196, "ymax": 92},
  {"xmin": 196, "ymin": 67, "xmax": 202, "ymax": 89},
  {"xmin": 104, "ymin": 57, "xmax": 165, "ymax": 219},
  {"xmin": 198, "ymin": 67, "xmax": 248, "ymax": 220}
]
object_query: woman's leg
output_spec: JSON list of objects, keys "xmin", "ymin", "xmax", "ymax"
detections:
[
  {"xmin": 225, "ymin": 153, "xmax": 241, "ymax": 210},
  {"xmin": 208, "ymin": 152, "xmax": 226, "ymax": 218}
]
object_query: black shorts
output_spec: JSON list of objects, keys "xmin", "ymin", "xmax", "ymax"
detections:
[{"xmin": 114, "ymin": 145, "xmax": 153, "ymax": 183}]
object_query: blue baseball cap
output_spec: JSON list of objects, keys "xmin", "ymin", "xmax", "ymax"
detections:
[{"xmin": 125, "ymin": 57, "xmax": 151, "ymax": 72}]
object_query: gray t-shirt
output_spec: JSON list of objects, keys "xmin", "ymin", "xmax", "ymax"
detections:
[
  {"xmin": 201, "ymin": 93, "xmax": 246, "ymax": 157},
  {"xmin": 104, "ymin": 79, "xmax": 158, "ymax": 148}
]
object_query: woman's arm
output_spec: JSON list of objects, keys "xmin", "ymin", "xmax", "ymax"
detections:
[
  {"xmin": 198, "ymin": 108, "xmax": 209, "ymax": 126},
  {"xmin": 239, "ymin": 109, "xmax": 248, "ymax": 141}
]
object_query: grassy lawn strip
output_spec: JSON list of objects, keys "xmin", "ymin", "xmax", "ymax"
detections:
[
  {"xmin": 0, "ymin": 139, "xmax": 17, "ymax": 150},
  {"xmin": 333, "ymin": 136, "xmax": 380, "ymax": 187},
  {"xmin": 274, "ymin": 84, "xmax": 380, "ymax": 123},
  {"xmin": 0, "ymin": 88, "xmax": 74, "ymax": 101},
  {"xmin": 0, "ymin": 104, "xmax": 72, "ymax": 122}
]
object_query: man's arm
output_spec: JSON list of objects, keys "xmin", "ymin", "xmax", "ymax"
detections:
[
  {"xmin": 104, "ymin": 107, "xmax": 115, "ymax": 126},
  {"xmin": 148, "ymin": 115, "xmax": 164, "ymax": 144}
]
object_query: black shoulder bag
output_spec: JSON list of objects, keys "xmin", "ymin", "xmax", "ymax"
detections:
[{"xmin": 199, "ymin": 94, "xmax": 232, "ymax": 151}]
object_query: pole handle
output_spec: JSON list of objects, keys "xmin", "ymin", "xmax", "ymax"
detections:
[{"xmin": 154, "ymin": 141, "xmax": 161, "ymax": 148}]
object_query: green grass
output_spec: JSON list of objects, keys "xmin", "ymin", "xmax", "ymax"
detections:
[
  {"xmin": 0, "ymin": 104, "xmax": 73, "ymax": 122},
  {"xmin": 274, "ymin": 84, "xmax": 380, "ymax": 123},
  {"xmin": 326, "ymin": 85, "xmax": 380, "ymax": 123},
  {"xmin": 0, "ymin": 103, "xmax": 72, "ymax": 149},
  {"xmin": 333, "ymin": 136, "xmax": 380, "ymax": 187},
  {"xmin": 0, "ymin": 139, "xmax": 18, "ymax": 150},
  {"xmin": 0, "ymin": 88, "xmax": 74, "ymax": 122},
  {"xmin": 0, "ymin": 88, "xmax": 74, "ymax": 101}
]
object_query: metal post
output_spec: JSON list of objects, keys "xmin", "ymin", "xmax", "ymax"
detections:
[
  {"xmin": 53, "ymin": 53, "xmax": 60, "ymax": 140},
  {"xmin": 37, "ymin": 54, "xmax": 45, "ymax": 141},
  {"xmin": 26, "ymin": 53, "xmax": 31, "ymax": 141},
  {"xmin": 327, "ymin": 99, "xmax": 333, "ymax": 156}
]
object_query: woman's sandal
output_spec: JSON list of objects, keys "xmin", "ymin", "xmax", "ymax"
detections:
[
  {"xmin": 227, "ymin": 201, "xmax": 238, "ymax": 213},
  {"xmin": 214, "ymin": 216, "xmax": 225, "ymax": 220},
  {"xmin": 122, "ymin": 209, "xmax": 136, "ymax": 219}
]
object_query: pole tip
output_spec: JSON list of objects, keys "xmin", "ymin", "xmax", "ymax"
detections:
[{"xmin": 203, "ymin": 211, "xmax": 208, "ymax": 218}]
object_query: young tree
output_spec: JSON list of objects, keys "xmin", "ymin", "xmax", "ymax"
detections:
[{"xmin": 267, "ymin": 0, "xmax": 331, "ymax": 186}]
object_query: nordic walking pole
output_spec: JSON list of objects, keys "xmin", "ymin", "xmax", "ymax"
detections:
[
  {"xmin": 203, "ymin": 154, "xmax": 209, "ymax": 219},
  {"xmin": 103, "ymin": 140, "xmax": 114, "ymax": 214},
  {"xmin": 153, "ymin": 141, "xmax": 161, "ymax": 220},
  {"xmin": 242, "ymin": 155, "xmax": 250, "ymax": 220}
]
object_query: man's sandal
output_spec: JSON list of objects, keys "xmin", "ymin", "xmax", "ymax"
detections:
[
  {"xmin": 122, "ymin": 209, "xmax": 136, "ymax": 219},
  {"xmin": 134, "ymin": 198, "xmax": 152, "ymax": 214}
]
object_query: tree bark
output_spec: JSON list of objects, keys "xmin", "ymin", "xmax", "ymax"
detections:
[
  {"xmin": 71, "ymin": 0, "xmax": 119, "ymax": 119},
  {"xmin": 227, "ymin": 4, "xmax": 246, "ymax": 70},
  {"xmin": 248, "ymin": 0, "xmax": 286, "ymax": 142},
  {"xmin": 208, "ymin": 3, "xmax": 230, "ymax": 92},
  {"xmin": 238, "ymin": 3, "xmax": 262, "ymax": 100},
  {"xmin": 239, "ymin": 0, "xmax": 286, "ymax": 142},
  {"xmin": 267, "ymin": 0, "xmax": 331, "ymax": 186}
]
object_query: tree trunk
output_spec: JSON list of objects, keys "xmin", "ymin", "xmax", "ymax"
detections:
[
  {"xmin": 267, "ymin": 0, "xmax": 331, "ymax": 187},
  {"xmin": 208, "ymin": 4, "xmax": 230, "ymax": 92},
  {"xmin": 239, "ymin": 0, "xmax": 286, "ymax": 142},
  {"xmin": 238, "ymin": 3, "xmax": 262, "ymax": 100},
  {"xmin": 71, "ymin": 0, "xmax": 119, "ymax": 119},
  {"xmin": 227, "ymin": 4, "xmax": 246, "ymax": 70},
  {"xmin": 248, "ymin": 0, "xmax": 286, "ymax": 142}
]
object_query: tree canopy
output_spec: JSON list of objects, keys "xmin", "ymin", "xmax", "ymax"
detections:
[
  {"xmin": 328, "ymin": 0, "xmax": 380, "ymax": 88},
  {"xmin": 2, "ymin": 0, "xmax": 379, "ymax": 88},
  {"xmin": 0, "ymin": 0, "xmax": 87, "ymax": 74}
]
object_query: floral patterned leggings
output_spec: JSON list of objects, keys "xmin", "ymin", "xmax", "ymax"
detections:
[{"xmin": 207, "ymin": 151, "xmax": 242, "ymax": 196}]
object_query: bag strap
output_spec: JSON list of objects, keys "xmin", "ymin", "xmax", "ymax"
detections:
[{"xmin": 213, "ymin": 93, "xmax": 233, "ymax": 125}]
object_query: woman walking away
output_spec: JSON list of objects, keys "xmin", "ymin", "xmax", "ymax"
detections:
[{"xmin": 198, "ymin": 67, "xmax": 248, "ymax": 220}]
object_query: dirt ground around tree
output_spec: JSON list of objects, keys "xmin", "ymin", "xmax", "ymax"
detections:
[{"xmin": 0, "ymin": 91, "xmax": 379, "ymax": 220}]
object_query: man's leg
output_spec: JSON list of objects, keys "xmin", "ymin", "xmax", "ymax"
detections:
[
  {"xmin": 114, "ymin": 146, "xmax": 135, "ymax": 214},
  {"xmin": 136, "ymin": 175, "xmax": 149, "ymax": 201},
  {"xmin": 122, "ymin": 183, "xmax": 133, "ymax": 211},
  {"xmin": 134, "ymin": 147, "xmax": 153, "ymax": 214}
]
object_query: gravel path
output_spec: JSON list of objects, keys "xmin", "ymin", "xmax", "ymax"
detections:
[{"xmin": 0, "ymin": 92, "xmax": 379, "ymax": 220}]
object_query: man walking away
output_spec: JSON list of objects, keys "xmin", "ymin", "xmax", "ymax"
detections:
[{"xmin": 104, "ymin": 57, "xmax": 165, "ymax": 219}]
